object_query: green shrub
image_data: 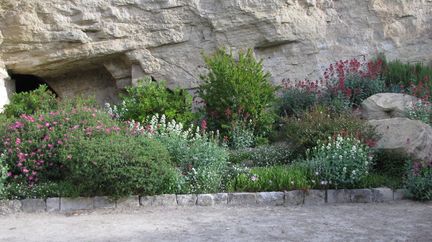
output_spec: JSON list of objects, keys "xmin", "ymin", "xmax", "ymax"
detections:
[
  {"xmin": 278, "ymin": 81, "xmax": 318, "ymax": 117},
  {"xmin": 3, "ymin": 85, "xmax": 57, "ymax": 118},
  {"xmin": 131, "ymin": 114, "xmax": 229, "ymax": 194},
  {"xmin": 199, "ymin": 48, "xmax": 277, "ymax": 138},
  {"xmin": 357, "ymin": 173, "xmax": 403, "ymax": 190},
  {"xmin": 59, "ymin": 134, "xmax": 179, "ymax": 197},
  {"xmin": 227, "ymin": 165, "xmax": 311, "ymax": 192},
  {"xmin": 110, "ymin": 78, "xmax": 194, "ymax": 124},
  {"xmin": 280, "ymin": 106, "xmax": 377, "ymax": 158},
  {"xmin": 228, "ymin": 119, "xmax": 255, "ymax": 149},
  {"xmin": 304, "ymin": 135, "xmax": 373, "ymax": 188},
  {"xmin": 405, "ymin": 160, "xmax": 432, "ymax": 201},
  {"xmin": 372, "ymin": 150, "xmax": 407, "ymax": 179},
  {"xmin": 0, "ymin": 153, "xmax": 8, "ymax": 198},
  {"xmin": 4, "ymin": 181, "xmax": 80, "ymax": 199}
]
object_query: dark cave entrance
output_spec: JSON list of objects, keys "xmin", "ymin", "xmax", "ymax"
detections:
[{"xmin": 10, "ymin": 74, "xmax": 58, "ymax": 96}]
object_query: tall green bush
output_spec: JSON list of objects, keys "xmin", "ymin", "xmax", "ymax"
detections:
[
  {"xmin": 199, "ymin": 48, "xmax": 277, "ymax": 138},
  {"xmin": 112, "ymin": 78, "xmax": 194, "ymax": 124}
]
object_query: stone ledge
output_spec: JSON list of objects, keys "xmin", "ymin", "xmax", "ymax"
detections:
[{"xmin": 0, "ymin": 188, "xmax": 412, "ymax": 214}]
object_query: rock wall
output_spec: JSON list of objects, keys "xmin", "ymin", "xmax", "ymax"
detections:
[{"xmin": 0, "ymin": 0, "xmax": 431, "ymax": 108}]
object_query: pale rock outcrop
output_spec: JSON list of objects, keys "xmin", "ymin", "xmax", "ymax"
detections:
[
  {"xmin": 361, "ymin": 93, "xmax": 419, "ymax": 120},
  {"xmin": 368, "ymin": 118, "xmax": 432, "ymax": 161},
  {"xmin": 0, "ymin": 0, "xmax": 431, "ymax": 108}
]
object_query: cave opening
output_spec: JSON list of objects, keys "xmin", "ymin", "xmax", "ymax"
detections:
[{"xmin": 10, "ymin": 73, "xmax": 58, "ymax": 96}]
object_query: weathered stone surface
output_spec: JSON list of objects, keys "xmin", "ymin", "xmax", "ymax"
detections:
[
  {"xmin": 368, "ymin": 118, "xmax": 432, "ymax": 161},
  {"xmin": 304, "ymin": 190, "xmax": 325, "ymax": 206},
  {"xmin": 256, "ymin": 192, "xmax": 284, "ymax": 206},
  {"xmin": 46, "ymin": 197, "xmax": 60, "ymax": 212},
  {"xmin": 0, "ymin": 200, "xmax": 21, "ymax": 214},
  {"xmin": 0, "ymin": 0, "xmax": 431, "ymax": 110},
  {"xmin": 284, "ymin": 190, "xmax": 304, "ymax": 206},
  {"xmin": 350, "ymin": 189, "xmax": 373, "ymax": 203},
  {"xmin": 21, "ymin": 199, "xmax": 46, "ymax": 213},
  {"xmin": 197, "ymin": 194, "xmax": 214, "ymax": 206},
  {"xmin": 361, "ymin": 93, "xmax": 419, "ymax": 120},
  {"xmin": 176, "ymin": 194, "xmax": 197, "ymax": 206},
  {"xmin": 94, "ymin": 196, "xmax": 115, "ymax": 209},
  {"xmin": 139, "ymin": 196, "xmax": 154, "ymax": 207},
  {"xmin": 116, "ymin": 196, "xmax": 139, "ymax": 209},
  {"xmin": 393, "ymin": 189, "xmax": 409, "ymax": 201},
  {"xmin": 326, "ymin": 189, "xmax": 351, "ymax": 203},
  {"xmin": 152, "ymin": 194, "xmax": 177, "ymax": 206},
  {"xmin": 372, "ymin": 187, "xmax": 394, "ymax": 202},
  {"xmin": 228, "ymin": 193, "xmax": 257, "ymax": 206},
  {"xmin": 213, "ymin": 193, "xmax": 228, "ymax": 205},
  {"xmin": 61, "ymin": 197, "xmax": 93, "ymax": 211}
]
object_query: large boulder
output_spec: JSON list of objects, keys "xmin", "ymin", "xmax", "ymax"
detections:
[
  {"xmin": 368, "ymin": 118, "xmax": 432, "ymax": 161},
  {"xmin": 361, "ymin": 93, "xmax": 418, "ymax": 120}
]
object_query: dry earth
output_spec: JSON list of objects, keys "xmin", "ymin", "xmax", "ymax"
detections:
[{"xmin": 0, "ymin": 201, "xmax": 431, "ymax": 241}]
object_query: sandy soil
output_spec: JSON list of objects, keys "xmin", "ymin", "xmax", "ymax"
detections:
[{"xmin": 0, "ymin": 201, "xmax": 431, "ymax": 242}]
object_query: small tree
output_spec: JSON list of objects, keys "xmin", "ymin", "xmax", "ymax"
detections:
[{"xmin": 199, "ymin": 48, "xmax": 276, "ymax": 141}]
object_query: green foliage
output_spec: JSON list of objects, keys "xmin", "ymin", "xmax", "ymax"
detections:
[
  {"xmin": 372, "ymin": 150, "xmax": 407, "ymax": 179},
  {"xmin": 357, "ymin": 173, "xmax": 403, "ymax": 190},
  {"xmin": 382, "ymin": 58, "xmax": 432, "ymax": 100},
  {"xmin": 406, "ymin": 100, "xmax": 432, "ymax": 125},
  {"xmin": 280, "ymin": 106, "xmax": 377, "ymax": 158},
  {"xmin": 133, "ymin": 114, "xmax": 229, "ymax": 194},
  {"xmin": 278, "ymin": 88, "xmax": 317, "ymax": 117},
  {"xmin": 304, "ymin": 135, "xmax": 373, "ymax": 188},
  {"xmin": 405, "ymin": 160, "xmax": 432, "ymax": 201},
  {"xmin": 59, "ymin": 134, "xmax": 179, "ymax": 198},
  {"xmin": 199, "ymin": 48, "xmax": 277, "ymax": 138},
  {"xmin": 228, "ymin": 119, "xmax": 255, "ymax": 149},
  {"xmin": 227, "ymin": 165, "xmax": 311, "ymax": 192},
  {"xmin": 4, "ymin": 181, "xmax": 80, "ymax": 199},
  {"xmin": 3, "ymin": 85, "xmax": 57, "ymax": 118},
  {"xmin": 0, "ymin": 153, "xmax": 8, "ymax": 198},
  {"xmin": 114, "ymin": 78, "xmax": 194, "ymax": 124}
]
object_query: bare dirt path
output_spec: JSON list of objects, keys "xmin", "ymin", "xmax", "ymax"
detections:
[{"xmin": 0, "ymin": 201, "xmax": 431, "ymax": 242}]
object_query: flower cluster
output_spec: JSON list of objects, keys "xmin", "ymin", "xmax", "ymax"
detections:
[
  {"xmin": 306, "ymin": 135, "xmax": 373, "ymax": 187},
  {"xmin": 406, "ymin": 100, "xmax": 431, "ymax": 125}
]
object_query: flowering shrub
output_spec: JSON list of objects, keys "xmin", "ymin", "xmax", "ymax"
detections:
[
  {"xmin": 108, "ymin": 78, "xmax": 194, "ymax": 124},
  {"xmin": 129, "ymin": 114, "xmax": 229, "ymax": 193},
  {"xmin": 199, "ymin": 48, "xmax": 277, "ymax": 138},
  {"xmin": 405, "ymin": 160, "xmax": 432, "ymax": 201},
  {"xmin": 228, "ymin": 119, "xmax": 255, "ymax": 149},
  {"xmin": 305, "ymin": 135, "xmax": 374, "ymax": 187},
  {"xmin": 278, "ymin": 79, "xmax": 319, "ymax": 117},
  {"xmin": 280, "ymin": 106, "xmax": 377, "ymax": 158},
  {"xmin": 406, "ymin": 100, "xmax": 431, "ymax": 125},
  {"xmin": 0, "ymin": 103, "xmax": 122, "ymax": 185}
]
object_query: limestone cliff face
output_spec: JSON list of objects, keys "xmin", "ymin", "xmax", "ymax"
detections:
[{"xmin": 0, "ymin": 0, "xmax": 431, "ymax": 108}]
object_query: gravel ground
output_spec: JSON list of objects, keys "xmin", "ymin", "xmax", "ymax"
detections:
[{"xmin": 0, "ymin": 201, "xmax": 431, "ymax": 242}]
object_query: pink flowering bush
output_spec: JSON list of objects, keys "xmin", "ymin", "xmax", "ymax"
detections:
[{"xmin": 0, "ymin": 103, "xmax": 122, "ymax": 186}]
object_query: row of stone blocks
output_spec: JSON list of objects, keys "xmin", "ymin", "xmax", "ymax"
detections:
[{"xmin": 0, "ymin": 188, "xmax": 407, "ymax": 214}]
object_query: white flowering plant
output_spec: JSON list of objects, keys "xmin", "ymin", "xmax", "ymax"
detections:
[
  {"xmin": 0, "ymin": 152, "xmax": 9, "ymax": 198},
  {"xmin": 406, "ymin": 100, "xmax": 431, "ymax": 125},
  {"xmin": 305, "ymin": 135, "xmax": 373, "ymax": 187},
  {"xmin": 126, "ymin": 114, "xmax": 229, "ymax": 193}
]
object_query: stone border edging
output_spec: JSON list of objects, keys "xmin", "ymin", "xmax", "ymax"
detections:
[{"xmin": 0, "ymin": 188, "xmax": 408, "ymax": 214}]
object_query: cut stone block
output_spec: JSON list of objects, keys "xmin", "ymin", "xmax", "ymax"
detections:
[
  {"xmin": 139, "ymin": 196, "xmax": 155, "ymax": 206},
  {"xmin": 94, "ymin": 196, "xmax": 115, "ymax": 209},
  {"xmin": 116, "ymin": 196, "xmax": 140, "ymax": 209},
  {"xmin": 21, "ymin": 199, "xmax": 46, "ymax": 213},
  {"xmin": 372, "ymin": 187, "xmax": 394, "ymax": 202},
  {"xmin": 152, "ymin": 194, "xmax": 177, "ymax": 206},
  {"xmin": 0, "ymin": 200, "xmax": 22, "ymax": 214},
  {"xmin": 327, "ymin": 189, "xmax": 351, "ymax": 203},
  {"xmin": 304, "ymin": 190, "xmax": 325, "ymax": 206},
  {"xmin": 176, "ymin": 194, "xmax": 197, "ymax": 206},
  {"xmin": 197, "ymin": 194, "xmax": 214, "ymax": 206},
  {"xmin": 61, "ymin": 197, "xmax": 93, "ymax": 211},
  {"xmin": 46, "ymin": 197, "xmax": 60, "ymax": 212},
  {"xmin": 228, "ymin": 193, "xmax": 257, "ymax": 206},
  {"xmin": 256, "ymin": 192, "xmax": 284, "ymax": 206},
  {"xmin": 213, "ymin": 193, "xmax": 228, "ymax": 205},
  {"xmin": 393, "ymin": 189, "xmax": 409, "ymax": 200},
  {"xmin": 284, "ymin": 190, "xmax": 304, "ymax": 206},
  {"xmin": 350, "ymin": 189, "xmax": 373, "ymax": 203}
]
